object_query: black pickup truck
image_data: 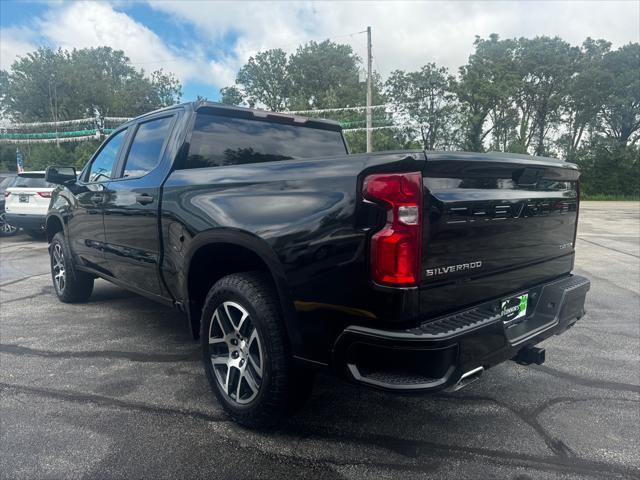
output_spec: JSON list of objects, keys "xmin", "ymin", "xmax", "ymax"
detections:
[{"xmin": 45, "ymin": 101, "xmax": 590, "ymax": 426}]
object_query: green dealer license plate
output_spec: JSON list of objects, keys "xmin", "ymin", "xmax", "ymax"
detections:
[{"xmin": 501, "ymin": 293, "xmax": 529, "ymax": 327}]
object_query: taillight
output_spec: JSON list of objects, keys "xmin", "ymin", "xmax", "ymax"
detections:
[
  {"xmin": 37, "ymin": 191, "xmax": 52, "ymax": 198},
  {"xmin": 363, "ymin": 172, "xmax": 423, "ymax": 286},
  {"xmin": 3, "ymin": 191, "xmax": 10, "ymax": 197}
]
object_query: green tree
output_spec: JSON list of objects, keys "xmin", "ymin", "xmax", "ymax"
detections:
[
  {"xmin": 385, "ymin": 63, "xmax": 458, "ymax": 150},
  {"xmin": 1, "ymin": 47, "xmax": 182, "ymax": 122},
  {"xmin": 219, "ymin": 86, "xmax": 245, "ymax": 106},
  {"xmin": 288, "ymin": 40, "xmax": 363, "ymax": 110},
  {"xmin": 455, "ymin": 35, "xmax": 519, "ymax": 152},
  {"xmin": 513, "ymin": 37, "xmax": 580, "ymax": 156},
  {"xmin": 598, "ymin": 43, "xmax": 640, "ymax": 147},
  {"xmin": 557, "ymin": 38, "xmax": 612, "ymax": 160},
  {"xmin": 234, "ymin": 49, "xmax": 291, "ymax": 110},
  {"xmin": 150, "ymin": 69, "xmax": 182, "ymax": 108}
]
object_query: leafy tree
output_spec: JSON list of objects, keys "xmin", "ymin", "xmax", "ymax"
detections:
[
  {"xmin": 71, "ymin": 140, "xmax": 101, "ymax": 169},
  {"xmin": 385, "ymin": 63, "xmax": 458, "ymax": 150},
  {"xmin": 150, "ymin": 69, "xmax": 182, "ymax": 109},
  {"xmin": 598, "ymin": 43, "xmax": 640, "ymax": 147},
  {"xmin": 1, "ymin": 47, "xmax": 182, "ymax": 122},
  {"xmin": 234, "ymin": 49, "xmax": 291, "ymax": 110},
  {"xmin": 219, "ymin": 86, "xmax": 244, "ymax": 106},
  {"xmin": 575, "ymin": 138, "xmax": 639, "ymax": 196},
  {"xmin": 514, "ymin": 36, "xmax": 580, "ymax": 156},
  {"xmin": 288, "ymin": 40, "xmax": 362, "ymax": 110},
  {"xmin": 455, "ymin": 35, "xmax": 519, "ymax": 152},
  {"xmin": 558, "ymin": 38, "xmax": 612, "ymax": 160}
]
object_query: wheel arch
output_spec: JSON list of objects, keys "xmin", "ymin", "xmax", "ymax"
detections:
[
  {"xmin": 184, "ymin": 229, "xmax": 300, "ymax": 350},
  {"xmin": 45, "ymin": 214, "xmax": 65, "ymax": 243}
]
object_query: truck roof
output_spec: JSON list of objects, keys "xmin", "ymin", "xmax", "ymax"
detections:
[{"xmin": 125, "ymin": 101, "xmax": 342, "ymax": 132}]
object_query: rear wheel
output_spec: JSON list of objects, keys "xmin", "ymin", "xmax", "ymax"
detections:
[
  {"xmin": 0, "ymin": 212, "xmax": 18, "ymax": 236},
  {"xmin": 50, "ymin": 232, "xmax": 94, "ymax": 303},
  {"xmin": 201, "ymin": 272, "xmax": 313, "ymax": 427}
]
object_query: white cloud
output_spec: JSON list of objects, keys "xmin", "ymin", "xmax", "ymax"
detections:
[
  {"xmin": 35, "ymin": 1, "xmax": 202, "ymax": 83},
  {"xmin": 2, "ymin": 0, "xmax": 638, "ymax": 97},
  {"xmin": 151, "ymin": 0, "xmax": 640, "ymax": 80},
  {"xmin": 1, "ymin": 1, "xmax": 209, "ymax": 86},
  {"xmin": 0, "ymin": 26, "xmax": 39, "ymax": 70}
]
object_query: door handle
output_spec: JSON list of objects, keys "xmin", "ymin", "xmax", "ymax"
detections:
[
  {"xmin": 136, "ymin": 194, "xmax": 154, "ymax": 205},
  {"xmin": 90, "ymin": 194, "xmax": 104, "ymax": 204}
]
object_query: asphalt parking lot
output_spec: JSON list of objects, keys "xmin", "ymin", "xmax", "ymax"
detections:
[{"xmin": 1, "ymin": 201, "xmax": 638, "ymax": 479}]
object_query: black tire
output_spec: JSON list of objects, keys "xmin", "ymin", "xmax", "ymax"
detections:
[
  {"xmin": 201, "ymin": 271, "xmax": 313, "ymax": 427},
  {"xmin": 50, "ymin": 232, "xmax": 94, "ymax": 303}
]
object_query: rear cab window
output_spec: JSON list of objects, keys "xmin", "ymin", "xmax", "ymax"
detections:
[{"xmin": 182, "ymin": 113, "xmax": 347, "ymax": 169}]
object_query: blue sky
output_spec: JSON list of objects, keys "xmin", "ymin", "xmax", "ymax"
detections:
[{"xmin": 1, "ymin": 1, "xmax": 639, "ymax": 104}]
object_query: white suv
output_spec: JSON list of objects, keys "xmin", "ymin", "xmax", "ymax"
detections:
[{"xmin": 4, "ymin": 171, "xmax": 55, "ymax": 238}]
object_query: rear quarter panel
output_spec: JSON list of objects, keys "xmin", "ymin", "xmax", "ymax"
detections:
[{"xmin": 160, "ymin": 151, "xmax": 426, "ymax": 361}]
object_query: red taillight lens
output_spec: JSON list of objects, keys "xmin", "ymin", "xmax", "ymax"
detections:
[
  {"xmin": 363, "ymin": 172, "xmax": 423, "ymax": 286},
  {"xmin": 4, "ymin": 191, "xmax": 10, "ymax": 197},
  {"xmin": 37, "ymin": 191, "xmax": 52, "ymax": 198}
]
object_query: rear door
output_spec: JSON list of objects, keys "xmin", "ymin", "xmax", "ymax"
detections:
[
  {"xmin": 102, "ymin": 112, "xmax": 178, "ymax": 297},
  {"xmin": 68, "ymin": 128, "xmax": 129, "ymax": 272}
]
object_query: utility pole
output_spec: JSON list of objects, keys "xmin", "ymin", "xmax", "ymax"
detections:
[{"xmin": 366, "ymin": 26, "xmax": 373, "ymax": 153}]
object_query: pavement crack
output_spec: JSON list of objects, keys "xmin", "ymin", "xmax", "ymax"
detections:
[
  {"xmin": 1, "ymin": 286, "xmax": 53, "ymax": 304},
  {"xmin": 276, "ymin": 421, "xmax": 638, "ymax": 479},
  {"xmin": 577, "ymin": 237, "xmax": 640, "ymax": 259},
  {"xmin": 0, "ymin": 273, "xmax": 49, "ymax": 288},
  {"xmin": 437, "ymin": 392, "xmax": 577, "ymax": 459},
  {"xmin": 0, "ymin": 343, "xmax": 199, "ymax": 363},
  {"xmin": 531, "ymin": 365, "xmax": 640, "ymax": 393},
  {"xmin": 0, "ymin": 382, "xmax": 228, "ymax": 424},
  {"xmin": 3, "ymin": 382, "xmax": 636, "ymax": 479}
]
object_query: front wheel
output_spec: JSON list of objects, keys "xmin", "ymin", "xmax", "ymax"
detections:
[
  {"xmin": 201, "ymin": 272, "xmax": 313, "ymax": 427},
  {"xmin": 50, "ymin": 232, "xmax": 94, "ymax": 303},
  {"xmin": 0, "ymin": 212, "xmax": 18, "ymax": 237}
]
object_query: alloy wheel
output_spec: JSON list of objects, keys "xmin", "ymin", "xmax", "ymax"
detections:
[
  {"xmin": 52, "ymin": 243, "xmax": 66, "ymax": 293},
  {"xmin": 208, "ymin": 301, "xmax": 264, "ymax": 405}
]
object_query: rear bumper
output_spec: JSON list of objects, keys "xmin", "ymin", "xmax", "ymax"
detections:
[
  {"xmin": 333, "ymin": 274, "xmax": 590, "ymax": 392},
  {"xmin": 4, "ymin": 213, "xmax": 46, "ymax": 231}
]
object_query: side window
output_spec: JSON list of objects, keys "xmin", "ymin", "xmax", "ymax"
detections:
[
  {"xmin": 86, "ymin": 129, "xmax": 127, "ymax": 183},
  {"xmin": 122, "ymin": 116, "xmax": 173, "ymax": 178}
]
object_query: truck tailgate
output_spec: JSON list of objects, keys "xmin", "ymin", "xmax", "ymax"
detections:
[{"xmin": 420, "ymin": 152, "xmax": 580, "ymax": 315}]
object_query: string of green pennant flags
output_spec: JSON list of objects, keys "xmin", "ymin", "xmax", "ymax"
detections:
[{"xmin": 0, "ymin": 102, "xmax": 422, "ymax": 144}]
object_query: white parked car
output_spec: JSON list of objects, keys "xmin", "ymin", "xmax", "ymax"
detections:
[{"xmin": 4, "ymin": 171, "xmax": 55, "ymax": 238}]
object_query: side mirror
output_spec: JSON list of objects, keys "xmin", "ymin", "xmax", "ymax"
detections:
[{"xmin": 45, "ymin": 165, "xmax": 77, "ymax": 185}]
